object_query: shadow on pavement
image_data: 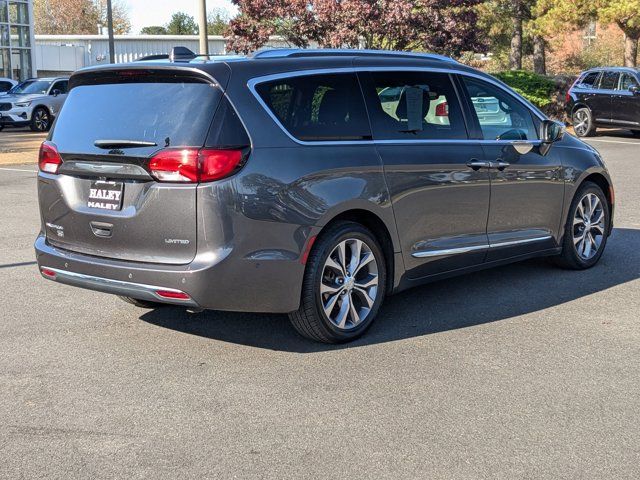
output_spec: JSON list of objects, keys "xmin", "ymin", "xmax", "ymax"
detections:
[{"xmin": 140, "ymin": 227, "xmax": 640, "ymax": 353}]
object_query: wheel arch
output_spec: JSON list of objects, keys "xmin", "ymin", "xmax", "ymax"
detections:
[
  {"xmin": 313, "ymin": 209, "xmax": 398, "ymax": 295},
  {"xmin": 571, "ymin": 103, "xmax": 591, "ymax": 117}
]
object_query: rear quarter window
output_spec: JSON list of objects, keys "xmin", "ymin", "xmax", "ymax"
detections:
[
  {"xmin": 255, "ymin": 73, "xmax": 372, "ymax": 142},
  {"xmin": 52, "ymin": 79, "xmax": 221, "ymax": 155}
]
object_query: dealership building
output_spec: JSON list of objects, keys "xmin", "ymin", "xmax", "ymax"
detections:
[{"xmin": 0, "ymin": 0, "xmax": 36, "ymax": 80}]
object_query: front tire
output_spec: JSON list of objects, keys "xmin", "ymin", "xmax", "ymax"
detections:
[
  {"xmin": 30, "ymin": 107, "xmax": 51, "ymax": 132},
  {"xmin": 289, "ymin": 222, "xmax": 387, "ymax": 343},
  {"xmin": 572, "ymin": 107, "xmax": 596, "ymax": 137},
  {"xmin": 554, "ymin": 181, "xmax": 610, "ymax": 269}
]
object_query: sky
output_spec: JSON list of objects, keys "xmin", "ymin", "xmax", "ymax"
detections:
[{"xmin": 124, "ymin": 0, "xmax": 238, "ymax": 34}]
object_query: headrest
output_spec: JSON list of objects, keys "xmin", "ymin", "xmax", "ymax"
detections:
[
  {"xmin": 318, "ymin": 89, "xmax": 349, "ymax": 125},
  {"xmin": 395, "ymin": 87, "xmax": 431, "ymax": 121}
]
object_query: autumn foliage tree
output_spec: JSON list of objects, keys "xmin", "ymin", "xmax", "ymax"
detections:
[
  {"xmin": 34, "ymin": 0, "xmax": 131, "ymax": 35},
  {"xmin": 536, "ymin": 0, "xmax": 640, "ymax": 67},
  {"xmin": 227, "ymin": 0, "xmax": 486, "ymax": 57}
]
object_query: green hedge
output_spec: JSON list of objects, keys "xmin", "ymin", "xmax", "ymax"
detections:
[{"xmin": 494, "ymin": 70, "xmax": 556, "ymax": 109}]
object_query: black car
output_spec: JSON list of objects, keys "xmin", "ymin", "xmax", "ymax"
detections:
[{"xmin": 567, "ymin": 67, "xmax": 640, "ymax": 137}]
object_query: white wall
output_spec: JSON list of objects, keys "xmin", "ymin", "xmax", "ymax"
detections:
[{"xmin": 34, "ymin": 35, "xmax": 298, "ymax": 74}]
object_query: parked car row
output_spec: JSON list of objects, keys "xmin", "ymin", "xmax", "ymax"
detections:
[{"xmin": 0, "ymin": 77, "xmax": 69, "ymax": 132}]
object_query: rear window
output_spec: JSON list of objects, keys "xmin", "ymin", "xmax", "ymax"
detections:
[
  {"xmin": 52, "ymin": 80, "xmax": 221, "ymax": 155},
  {"xmin": 579, "ymin": 72, "xmax": 600, "ymax": 88},
  {"xmin": 255, "ymin": 73, "xmax": 372, "ymax": 141}
]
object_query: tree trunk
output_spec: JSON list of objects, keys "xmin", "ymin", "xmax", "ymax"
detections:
[
  {"xmin": 533, "ymin": 35, "xmax": 546, "ymax": 75},
  {"xmin": 509, "ymin": 2, "xmax": 523, "ymax": 70},
  {"xmin": 624, "ymin": 33, "xmax": 639, "ymax": 67}
]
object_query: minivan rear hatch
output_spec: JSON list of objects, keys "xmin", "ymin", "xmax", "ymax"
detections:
[{"xmin": 39, "ymin": 68, "xmax": 222, "ymax": 264}]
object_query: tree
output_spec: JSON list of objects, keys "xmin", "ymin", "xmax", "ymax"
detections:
[
  {"xmin": 207, "ymin": 8, "xmax": 231, "ymax": 36},
  {"xmin": 166, "ymin": 12, "xmax": 198, "ymax": 35},
  {"xmin": 34, "ymin": 0, "xmax": 130, "ymax": 34},
  {"xmin": 598, "ymin": 0, "xmax": 640, "ymax": 67},
  {"xmin": 227, "ymin": 0, "xmax": 486, "ymax": 57},
  {"xmin": 537, "ymin": 0, "xmax": 640, "ymax": 67},
  {"xmin": 141, "ymin": 26, "xmax": 168, "ymax": 35}
]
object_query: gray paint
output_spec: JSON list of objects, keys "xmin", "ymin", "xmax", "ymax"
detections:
[{"xmin": 35, "ymin": 52, "xmax": 613, "ymax": 313}]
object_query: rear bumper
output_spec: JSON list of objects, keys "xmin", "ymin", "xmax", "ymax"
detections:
[
  {"xmin": 40, "ymin": 266, "xmax": 199, "ymax": 307},
  {"xmin": 34, "ymin": 234, "xmax": 305, "ymax": 313}
]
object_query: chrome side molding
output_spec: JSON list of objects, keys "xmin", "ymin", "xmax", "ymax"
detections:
[{"xmin": 411, "ymin": 236, "xmax": 553, "ymax": 258}]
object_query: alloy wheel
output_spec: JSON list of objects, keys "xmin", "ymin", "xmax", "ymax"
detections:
[
  {"xmin": 320, "ymin": 238, "xmax": 379, "ymax": 330},
  {"xmin": 573, "ymin": 193, "xmax": 605, "ymax": 260},
  {"xmin": 34, "ymin": 109, "xmax": 49, "ymax": 131},
  {"xmin": 573, "ymin": 110, "xmax": 589, "ymax": 136}
]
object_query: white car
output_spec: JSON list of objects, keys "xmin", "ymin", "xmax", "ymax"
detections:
[
  {"xmin": 0, "ymin": 77, "xmax": 69, "ymax": 131},
  {"xmin": 0, "ymin": 77, "xmax": 18, "ymax": 94}
]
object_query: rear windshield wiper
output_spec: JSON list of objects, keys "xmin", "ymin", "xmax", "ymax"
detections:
[{"xmin": 94, "ymin": 139, "xmax": 158, "ymax": 149}]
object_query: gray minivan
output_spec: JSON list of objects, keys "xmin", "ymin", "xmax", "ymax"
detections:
[{"xmin": 36, "ymin": 48, "xmax": 614, "ymax": 343}]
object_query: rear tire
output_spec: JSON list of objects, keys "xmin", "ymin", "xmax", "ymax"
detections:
[
  {"xmin": 118, "ymin": 296, "xmax": 166, "ymax": 309},
  {"xmin": 572, "ymin": 107, "xmax": 596, "ymax": 137},
  {"xmin": 289, "ymin": 222, "xmax": 387, "ymax": 343},
  {"xmin": 554, "ymin": 181, "xmax": 610, "ymax": 270}
]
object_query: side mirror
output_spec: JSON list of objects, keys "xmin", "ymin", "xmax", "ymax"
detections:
[
  {"xmin": 539, "ymin": 120, "xmax": 565, "ymax": 155},
  {"xmin": 629, "ymin": 85, "xmax": 640, "ymax": 95},
  {"xmin": 541, "ymin": 120, "xmax": 565, "ymax": 143},
  {"xmin": 51, "ymin": 89, "xmax": 61, "ymax": 97}
]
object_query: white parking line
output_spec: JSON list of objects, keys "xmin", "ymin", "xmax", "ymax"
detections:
[
  {"xmin": 0, "ymin": 166, "xmax": 37, "ymax": 173},
  {"xmin": 586, "ymin": 138, "xmax": 640, "ymax": 145}
]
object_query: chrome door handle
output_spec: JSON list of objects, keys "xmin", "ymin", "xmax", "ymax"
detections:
[
  {"xmin": 495, "ymin": 160, "xmax": 510, "ymax": 170},
  {"xmin": 467, "ymin": 160, "xmax": 492, "ymax": 170}
]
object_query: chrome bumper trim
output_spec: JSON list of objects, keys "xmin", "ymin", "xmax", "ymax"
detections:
[{"xmin": 40, "ymin": 266, "xmax": 198, "ymax": 307}]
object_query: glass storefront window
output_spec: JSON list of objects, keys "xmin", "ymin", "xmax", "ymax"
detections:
[
  {"xmin": 0, "ymin": 1, "xmax": 33, "ymax": 80},
  {"xmin": 9, "ymin": 1, "xmax": 27, "ymax": 25}
]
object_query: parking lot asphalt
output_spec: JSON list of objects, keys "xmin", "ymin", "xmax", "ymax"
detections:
[
  {"xmin": 0, "ymin": 128, "xmax": 47, "ymax": 165},
  {"xmin": 1, "ymin": 133, "xmax": 639, "ymax": 479}
]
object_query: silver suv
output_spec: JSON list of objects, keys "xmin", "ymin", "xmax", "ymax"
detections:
[{"xmin": 0, "ymin": 77, "xmax": 69, "ymax": 132}]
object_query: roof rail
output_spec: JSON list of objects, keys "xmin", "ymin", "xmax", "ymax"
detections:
[{"xmin": 250, "ymin": 48, "xmax": 458, "ymax": 63}]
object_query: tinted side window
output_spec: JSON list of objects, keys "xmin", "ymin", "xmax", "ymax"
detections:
[
  {"xmin": 579, "ymin": 72, "xmax": 600, "ymax": 88},
  {"xmin": 599, "ymin": 71, "xmax": 619, "ymax": 90},
  {"xmin": 255, "ymin": 73, "xmax": 371, "ymax": 141},
  {"xmin": 362, "ymin": 71, "xmax": 467, "ymax": 140},
  {"xmin": 0, "ymin": 81, "xmax": 12, "ymax": 92},
  {"xmin": 619, "ymin": 73, "xmax": 639, "ymax": 90},
  {"xmin": 461, "ymin": 77, "xmax": 538, "ymax": 141},
  {"xmin": 51, "ymin": 81, "xmax": 67, "ymax": 94}
]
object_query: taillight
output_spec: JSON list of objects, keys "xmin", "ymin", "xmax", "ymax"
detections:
[
  {"xmin": 435, "ymin": 101, "xmax": 449, "ymax": 116},
  {"xmin": 38, "ymin": 141, "xmax": 62, "ymax": 174},
  {"xmin": 149, "ymin": 148, "xmax": 199, "ymax": 182},
  {"xmin": 565, "ymin": 90, "xmax": 572, "ymax": 104},
  {"xmin": 148, "ymin": 148, "xmax": 244, "ymax": 183}
]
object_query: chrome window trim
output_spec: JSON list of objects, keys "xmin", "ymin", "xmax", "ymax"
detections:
[
  {"xmin": 247, "ymin": 66, "xmax": 547, "ymax": 147},
  {"xmin": 411, "ymin": 236, "xmax": 552, "ymax": 258}
]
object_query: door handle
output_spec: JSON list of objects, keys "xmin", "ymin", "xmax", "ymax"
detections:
[
  {"xmin": 467, "ymin": 160, "xmax": 492, "ymax": 170},
  {"xmin": 495, "ymin": 160, "xmax": 510, "ymax": 170}
]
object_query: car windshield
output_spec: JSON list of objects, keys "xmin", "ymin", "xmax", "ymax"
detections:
[{"xmin": 8, "ymin": 80, "xmax": 51, "ymax": 95}]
